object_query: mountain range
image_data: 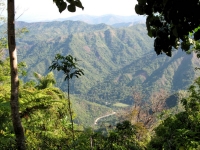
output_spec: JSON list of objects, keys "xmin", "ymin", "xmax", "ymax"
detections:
[
  {"xmin": 54, "ymin": 14, "xmax": 146, "ymax": 25},
  {"xmin": 1, "ymin": 16, "xmax": 200, "ymax": 126},
  {"xmin": 14, "ymin": 19, "xmax": 200, "ymax": 106}
]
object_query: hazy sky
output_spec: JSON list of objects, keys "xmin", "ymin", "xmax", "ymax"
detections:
[{"xmin": 14, "ymin": 0, "xmax": 137, "ymax": 22}]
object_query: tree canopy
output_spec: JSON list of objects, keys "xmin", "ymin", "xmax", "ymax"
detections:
[
  {"xmin": 0, "ymin": 58, "xmax": 71, "ymax": 149},
  {"xmin": 135, "ymin": 0, "xmax": 200, "ymax": 56},
  {"xmin": 149, "ymin": 77, "xmax": 200, "ymax": 149}
]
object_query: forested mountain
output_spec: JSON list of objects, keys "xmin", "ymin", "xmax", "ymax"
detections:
[
  {"xmin": 86, "ymin": 51, "xmax": 200, "ymax": 105},
  {"xmin": 1, "ymin": 17, "xmax": 200, "ymax": 150},
  {"xmin": 16, "ymin": 22, "xmax": 152, "ymax": 99},
  {"xmin": 12, "ymin": 21, "xmax": 200, "ymax": 107},
  {"xmin": 1, "ymin": 0, "xmax": 200, "ymax": 147}
]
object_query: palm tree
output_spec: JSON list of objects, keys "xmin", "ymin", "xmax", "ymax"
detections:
[
  {"xmin": 33, "ymin": 72, "xmax": 56, "ymax": 89},
  {"xmin": 19, "ymin": 72, "xmax": 70, "ymax": 148}
]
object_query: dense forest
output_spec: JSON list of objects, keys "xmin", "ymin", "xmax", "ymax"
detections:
[
  {"xmin": 15, "ymin": 22, "xmax": 200, "ymax": 106},
  {"xmin": 1, "ymin": 0, "xmax": 200, "ymax": 149},
  {"xmin": 1, "ymin": 52, "xmax": 200, "ymax": 149}
]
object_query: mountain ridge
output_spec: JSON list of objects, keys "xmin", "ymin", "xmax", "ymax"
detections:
[
  {"xmin": 53, "ymin": 14, "xmax": 146, "ymax": 25},
  {"xmin": 13, "ymin": 20, "xmax": 200, "ymax": 107}
]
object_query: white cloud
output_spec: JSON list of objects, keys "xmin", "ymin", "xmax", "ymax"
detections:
[{"xmin": 15, "ymin": 0, "xmax": 137, "ymax": 22}]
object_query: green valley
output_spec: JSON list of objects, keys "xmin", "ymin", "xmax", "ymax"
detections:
[
  {"xmin": 1, "ymin": 18, "xmax": 200, "ymax": 150},
  {"xmin": 16, "ymin": 21, "xmax": 200, "ymax": 106},
  {"xmin": 1, "ymin": 0, "xmax": 200, "ymax": 148},
  {"xmin": 4, "ymin": 20, "xmax": 196, "ymax": 127}
]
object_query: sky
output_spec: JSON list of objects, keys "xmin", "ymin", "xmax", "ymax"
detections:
[{"xmin": 14, "ymin": 0, "xmax": 137, "ymax": 22}]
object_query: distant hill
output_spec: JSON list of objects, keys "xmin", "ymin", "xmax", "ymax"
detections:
[
  {"xmin": 112, "ymin": 22, "xmax": 135, "ymax": 28},
  {"xmin": 112, "ymin": 21, "xmax": 145, "ymax": 28},
  {"xmin": 86, "ymin": 50, "xmax": 200, "ymax": 105},
  {"xmin": 14, "ymin": 20, "xmax": 200, "ymax": 107},
  {"xmin": 54, "ymin": 14, "xmax": 146, "ymax": 25}
]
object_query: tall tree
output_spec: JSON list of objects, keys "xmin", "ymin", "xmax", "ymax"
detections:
[
  {"xmin": 49, "ymin": 54, "xmax": 84, "ymax": 143},
  {"xmin": 6, "ymin": 0, "xmax": 83, "ymax": 149},
  {"xmin": 7, "ymin": 0, "xmax": 26, "ymax": 149},
  {"xmin": 135, "ymin": 0, "xmax": 200, "ymax": 57}
]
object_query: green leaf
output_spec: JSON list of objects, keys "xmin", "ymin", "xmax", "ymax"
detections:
[
  {"xmin": 172, "ymin": 27, "xmax": 178, "ymax": 37},
  {"xmin": 135, "ymin": 4, "xmax": 145, "ymax": 15},
  {"xmin": 67, "ymin": 0, "xmax": 73, "ymax": 3},
  {"xmin": 148, "ymin": 29, "xmax": 153, "ymax": 37},
  {"xmin": 75, "ymin": 0, "xmax": 84, "ymax": 10},
  {"xmin": 59, "ymin": 2, "xmax": 67, "ymax": 13},
  {"xmin": 68, "ymin": 4, "xmax": 76, "ymax": 12}
]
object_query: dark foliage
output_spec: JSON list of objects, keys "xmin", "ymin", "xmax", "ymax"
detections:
[{"xmin": 135, "ymin": 0, "xmax": 200, "ymax": 56}]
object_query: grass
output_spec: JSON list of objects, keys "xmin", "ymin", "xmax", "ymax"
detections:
[{"xmin": 113, "ymin": 102, "xmax": 130, "ymax": 107}]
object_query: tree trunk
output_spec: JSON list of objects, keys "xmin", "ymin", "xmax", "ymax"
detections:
[
  {"xmin": 67, "ymin": 78, "xmax": 75, "ymax": 142},
  {"xmin": 7, "ymin": 0, "xmax": 26, "ymax": 149}
]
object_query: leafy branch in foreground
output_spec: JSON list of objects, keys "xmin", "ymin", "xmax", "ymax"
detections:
[
  {"xmin": 135, "ymin": 0, "xmax": 200, "ymax": 56},
  {"xmin": 53, "ymin": 0, "xmax": 84, "ymax": 13}
]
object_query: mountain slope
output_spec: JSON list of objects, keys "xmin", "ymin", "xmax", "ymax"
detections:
[
  {"xmin": 17, "ymin": 23, "xmax": 153, "ymax": 94},
  {"xmin": 15, "ymin": 20, "xmax": 200, "ymax": 107},
  {"xmin": 86, "ymin": 50, "xmax": 200, "ymax": 105}
]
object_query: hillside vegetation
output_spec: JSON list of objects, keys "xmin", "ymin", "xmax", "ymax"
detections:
[
  {"xmin": 1, "ymin": 14, "xmax": 200, "ymax": 148},
  {"xmin": 15, "ymin": 21, "xmax": 200, "ymax": 107}
]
